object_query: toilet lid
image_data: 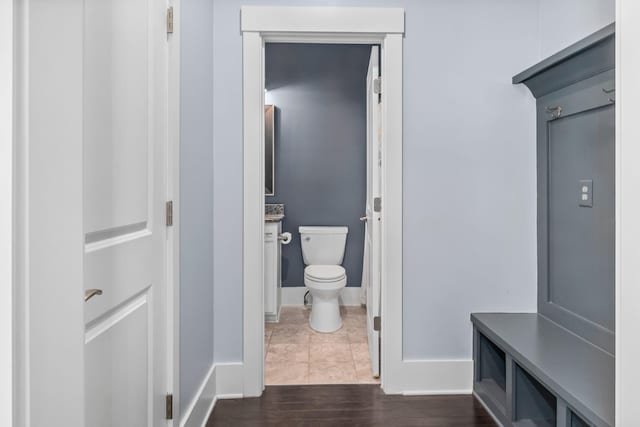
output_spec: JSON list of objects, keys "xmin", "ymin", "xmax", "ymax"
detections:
[{"xmin": 304, "ymin": 265, "xmax": 346, "ymax": 282}]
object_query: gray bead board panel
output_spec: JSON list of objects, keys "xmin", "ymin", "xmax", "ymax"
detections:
[
  {"xmin": 471, "ymin": 313, "xmax": 614, "ymax": 427},
  {"xmin": 536, "ymin": 70, "xmax": 615, "ymax": 354},
  {"xmin": 513, "ymin": 23, "xmax": 616, "ymax": 356}
]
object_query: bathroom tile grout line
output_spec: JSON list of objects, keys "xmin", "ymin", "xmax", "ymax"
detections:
[{"xmin": 265, "ymin": 306, "xmax": 378, "ymax": 385}]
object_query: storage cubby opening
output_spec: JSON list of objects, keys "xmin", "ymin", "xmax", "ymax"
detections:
[
  {"xmin": 570, "ymin": 411, "xmax": 590, "ymax": 427},
  {"xmin": 478, "ymin": 333, "xmax": 507, "ymax": 391},
  {"xmin": 474, "ymin": 332, "xmax": 508, "ymax": 419},
  {"xmin": 514, "ymin": 364, "xmax": 556, "ymax": 427}
]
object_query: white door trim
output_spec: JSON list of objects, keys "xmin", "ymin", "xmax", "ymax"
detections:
[
  {"xmin": 616, "ymin": 1, "xmax": 640, "ymax": 423},
  {"xmin": 168, "ymin": 0, "xmax": 181, "ymax": 422},
  {"xmin": 14, "ymin": 2, "xmax": 86, "ymax": 425},
  {"xmin": 1, "ymin": 1, "xmax": 14, "ymax": 425},
  {"xmin": 241, "ymin": 6, "xmax": 405, "ymax": 396}
]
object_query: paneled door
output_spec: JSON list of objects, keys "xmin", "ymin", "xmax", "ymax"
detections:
[
  {"xmin": 83, "ymin": 0, "xmax": 169, "ymax": 425},
  {"xmin": 364, "ymin": 46, "xmax": 382, "ymax": 378}
]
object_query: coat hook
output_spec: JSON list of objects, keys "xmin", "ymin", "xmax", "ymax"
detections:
[{"xmin": 546, "ymin": 106, "xmax": 562, "ymax": 119}]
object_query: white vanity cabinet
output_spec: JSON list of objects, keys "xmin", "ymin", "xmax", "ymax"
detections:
[{"xmin": 264, "ymin": 221, "xmax": 282, "ymax": 322}]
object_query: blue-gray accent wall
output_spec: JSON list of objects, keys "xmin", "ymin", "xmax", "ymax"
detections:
[{"xmin": 265, "ymin": 43, "xmax": 371, "ymax": 287}]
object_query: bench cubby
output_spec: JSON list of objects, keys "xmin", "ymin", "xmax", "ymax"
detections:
[
  {"xmin": 474, "ymin": 332, "xmax": 507, "ymax": 419},
  {"xmin": 472, "ymin": 313, "xmax": 613, "ymax": 427},
  {"xmin": 513, "ymin": 363, "xmax": 556, "ymax": 427}
]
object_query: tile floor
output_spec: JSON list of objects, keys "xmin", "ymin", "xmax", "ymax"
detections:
[{"xmin": 264, "ymin": 306, "xmax": 380, "ymax": 385}]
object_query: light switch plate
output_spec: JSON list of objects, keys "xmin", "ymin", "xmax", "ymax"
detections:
[{"xmin": 579, "ymin": 179, "xmax": 593, "ymax": 207}]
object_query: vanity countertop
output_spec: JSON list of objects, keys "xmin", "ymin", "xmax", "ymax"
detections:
[
  {"xmin": 265, "ymin": 214, "xmax": 284, "ymax": 222},
  {"xmin": 265, "ymin": 204, "xmax": 284, "ymax": 222}
]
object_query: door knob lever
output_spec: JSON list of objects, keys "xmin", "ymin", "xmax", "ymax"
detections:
[
  {"xmin": 84, "ymin": 288, "xmax": 103, "ymax": 302},
  {"xmin": 360, "ymin": 216, "xmax": 368, "ymax": 222}
]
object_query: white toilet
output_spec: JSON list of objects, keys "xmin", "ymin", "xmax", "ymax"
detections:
[{"xmin": 299, "ymin": 226, "xmax": 349, "ymax": 333}]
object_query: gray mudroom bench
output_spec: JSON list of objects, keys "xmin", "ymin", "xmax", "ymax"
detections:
[
  {"xmin": 472, "ymin": 24, "xmax": 616, "ymax": 427},
  {"xmin": 472, "ymin": 313, "xmax": 614, "ymax": 427}
]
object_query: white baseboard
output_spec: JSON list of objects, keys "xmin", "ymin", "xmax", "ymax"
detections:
[
  {"xmin": 180, "ymin": 362, "xmax": 244, "ymax": 427},
  {"xmin": 281, "ymin": 286, "xmax": 363, "ymax": 306},
  {"xmin": 215, "ymin": 362, "xmax": 244, "ymax": 398},
  {"xmin": 384, "ymin": 359, "xmax": 473, "ymax": 395}
]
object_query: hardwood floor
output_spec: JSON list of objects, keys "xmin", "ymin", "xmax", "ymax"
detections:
[{"xmin": 206, "ymin": 384, "xmax": 497, "ymax": 426}]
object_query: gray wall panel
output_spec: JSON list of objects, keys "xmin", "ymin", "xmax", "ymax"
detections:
[{"xmin": 548, "ymin": 105, "xmax": 615, "ymax": 330}]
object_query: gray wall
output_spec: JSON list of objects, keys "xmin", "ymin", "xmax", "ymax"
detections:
[
  {"xmin": 538, "ymin": 0, "xmax": 615, "ymax": 58},
  {"xmin": 264, "ymin": 43, "xmax": 371, "ymax": 288},
  {"xmin": 180, "ymin": 0, "xmax": 214, "ymax": 416},
  {"xmin": 209, "ymin": 0, "xmax": 615, "ymax": 363}
]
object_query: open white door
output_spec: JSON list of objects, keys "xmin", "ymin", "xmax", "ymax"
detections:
[
  {"xmin": 83, "ymin": 0, "xmax": 169, "ymax": 425},
  {"xmin": 364, "ymin": 46, "xmax": 382, "ymax": 378}
]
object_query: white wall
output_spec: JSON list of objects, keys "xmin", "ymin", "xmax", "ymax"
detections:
[
  {"xmin": 212, "ymin": 0, "xmax": 540, "ymax": 363},
  {"xmin": 180, "ymin": 0, "xmax": 215, "ymax": 417},
  {"xmin": 538, "ymin": 0, "xmax": 615, "ymax": 58}
]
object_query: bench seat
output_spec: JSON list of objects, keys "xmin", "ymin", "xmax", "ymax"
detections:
[{"xmin": 471, "ymin": 313, "xmax": 614, "ymax": 427}]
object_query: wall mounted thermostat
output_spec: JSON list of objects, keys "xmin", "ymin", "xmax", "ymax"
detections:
[{"xmin": 579, "ymin": 179, "xmax": 593, "ymax": 208}]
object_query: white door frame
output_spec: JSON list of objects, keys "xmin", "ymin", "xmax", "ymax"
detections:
[
  {"xmin": 167, "ymin": 0, "xmax": 181, "ymax": 421},
  {"xmin": 241, "ymin": 6, "xmax": 405, "ymax": 396},
  {"xmin": 10, "ymin": 0, "xmax": 180, "ymax": 425},
  {"xmin": 615, "ymin": 1, "xmax": 640, "ymax": 424},
  {"xmin": 1, "ymin": 1, "xmax": 14, "ymax": 425}
]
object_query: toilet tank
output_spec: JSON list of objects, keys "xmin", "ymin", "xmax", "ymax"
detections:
[{"xmin": 299, "ymin": 226, "xmax": 348, "ymax": 265}]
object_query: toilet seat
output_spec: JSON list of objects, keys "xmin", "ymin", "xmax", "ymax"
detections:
[{"xmin": 304, "ymin": 265, "xmax": 346, "ymax": 282}]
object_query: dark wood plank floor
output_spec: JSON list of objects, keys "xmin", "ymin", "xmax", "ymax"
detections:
[{"xmin": 207, "ymin": 384, "xmax": 497, "ymax": 426}]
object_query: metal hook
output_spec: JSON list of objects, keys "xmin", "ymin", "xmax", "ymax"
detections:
[
  {"xmin": 546, "ymin": 106, "xmax": 562, "ymax": 119},
  {"xmin": 602, "ymin": 87, "xmax": 616, "ymax": 94}
]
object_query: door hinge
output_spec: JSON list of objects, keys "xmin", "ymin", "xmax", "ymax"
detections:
[
  {"xmin": 373, "ymin": 316, "xmax": 381, "ymax": 332},
  {"xmin": 166, "ymin": 394, "xmax": 173, "ymax": 420},
  {"xmin": 166, "ymin": 6, "xmax": 174, "ymax": 34},
  {"xmin": 374, "ymin": 78, "xmax": 382, "ymax": 103},
  {"xmin": 373, "ymin": 197, "xmax": 381, "ymax": 213},
  {"xmin": 166, "ymin": 201, "xmax": 173, "ymax": 226}
]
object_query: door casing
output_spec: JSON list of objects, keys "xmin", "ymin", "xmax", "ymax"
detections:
[{"xmin": 240, "ymin": 6, "xmax": 405, "ymax": 396}]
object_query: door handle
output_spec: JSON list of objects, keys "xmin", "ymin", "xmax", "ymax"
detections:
[
  {"xmin": 84, "ymin": 288, "xmax": 103, "ymax": 302},
  {"xmin": 360, "ymin": 216, "xmax": 368, "ymax": 222}
]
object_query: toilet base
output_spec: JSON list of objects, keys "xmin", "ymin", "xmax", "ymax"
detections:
[{"xmin": 309, "ymin": 296, "xmax": 343, "ymax": 333}]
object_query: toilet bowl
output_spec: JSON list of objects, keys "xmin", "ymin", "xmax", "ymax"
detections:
[
  {"xmin": 304, "ymin": 265, "xmax": 347, "ymax": 332},
  {"xmin": 299, "ymin": 226, "xmax": 349, "ymax": 333}
]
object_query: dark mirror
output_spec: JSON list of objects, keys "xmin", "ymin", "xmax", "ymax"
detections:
[{"xmin": 265, "ymin": 104, "xmax": 275, "ymax": 196}]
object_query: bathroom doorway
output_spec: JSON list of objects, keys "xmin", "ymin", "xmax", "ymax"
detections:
[
  {"xmin": 262, "ymin": 43, "xmax": 380, "ymax": 385},
  {"xmin": 241, "ymin": 6, "xmax": 404, "ymax": 397}
]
